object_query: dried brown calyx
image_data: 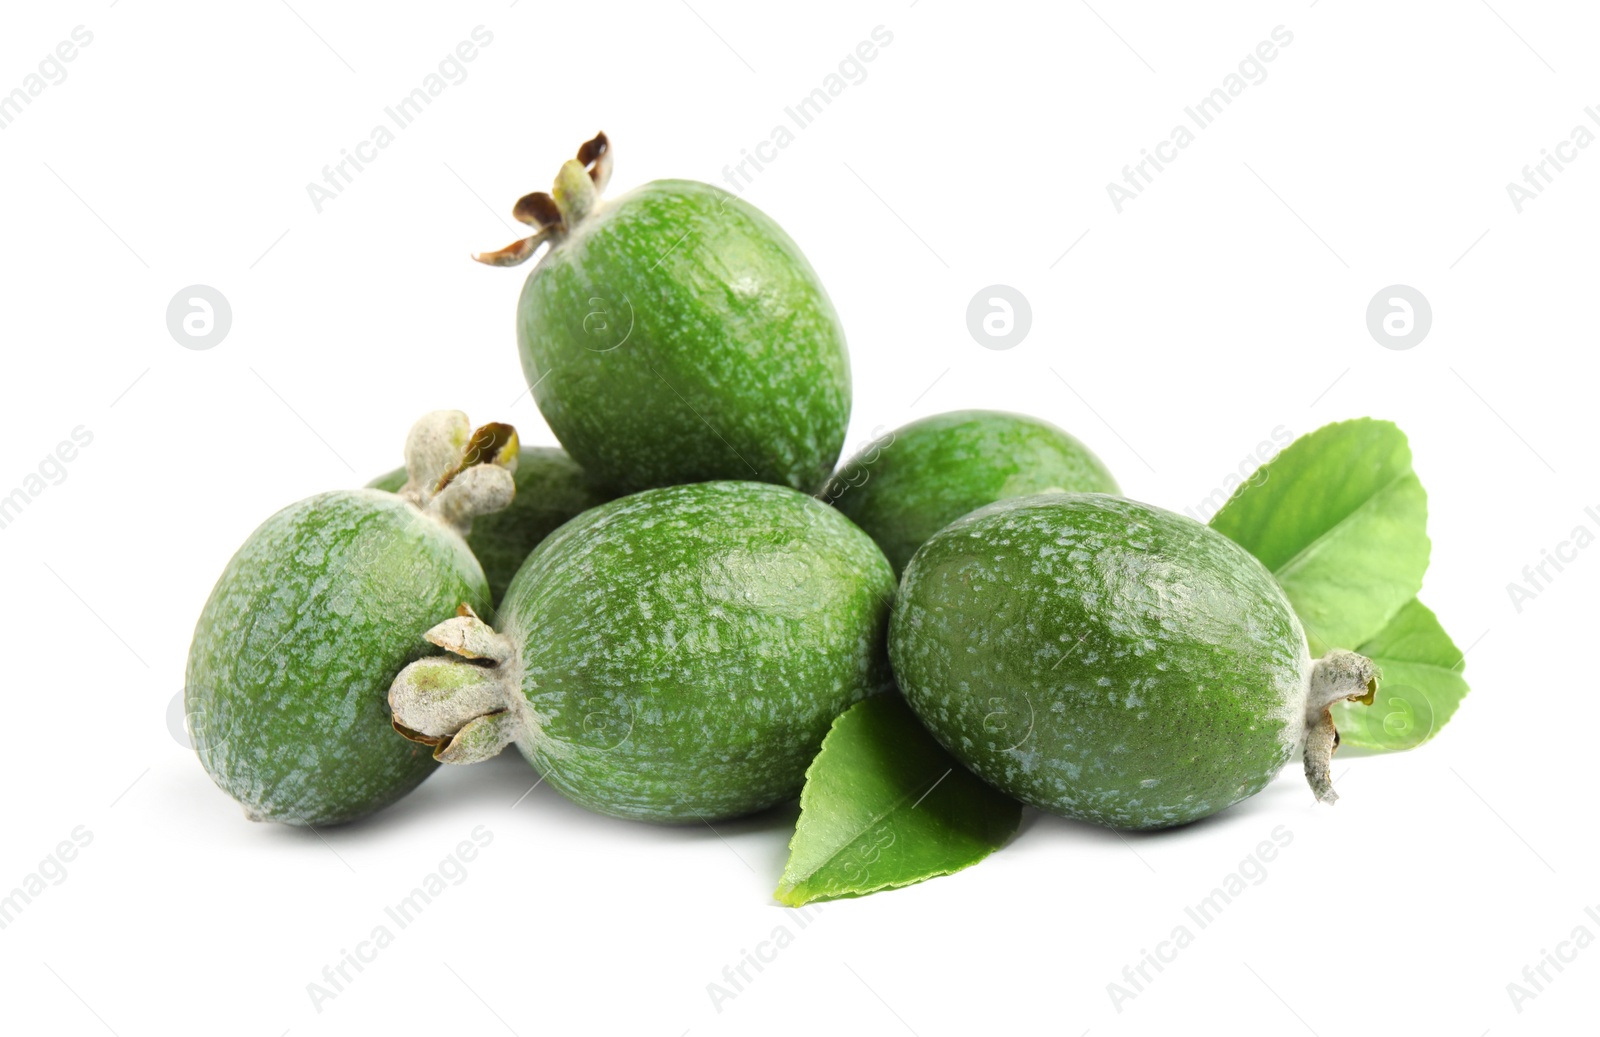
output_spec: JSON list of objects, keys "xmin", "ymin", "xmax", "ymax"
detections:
[{"xmin": 473, "ymin": 132, "xmax": 613, "ymax": 267}]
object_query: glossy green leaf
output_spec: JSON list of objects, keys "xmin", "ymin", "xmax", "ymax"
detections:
[
  {"xmin": 776, "ymin": 695, "xmax": 1022, "ymax": 906},
  {"xmin": 1209, "ymin": 418, "xmax": 1430, "ymax": 653},
  {"xmin": 1333, "ymin": 598, "xmax": 1469, "ymax": 750}
]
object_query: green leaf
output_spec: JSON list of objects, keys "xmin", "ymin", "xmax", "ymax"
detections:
[
  {"xmin": 1209, "ymin": 418, "xmax": 1430, "ymax": 653},
  {"xmin": 1333, "ymin": 598, "xmax": 1469, "ymax": 750},
  {"xmin": 776, "ymin": 695, "xmax": 1022, "ymax": 906}
]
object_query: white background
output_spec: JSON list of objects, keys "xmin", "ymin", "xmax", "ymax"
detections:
[{"xmin": 1, "ymin": 1, "xmax": 1594, "ymax": 1034}]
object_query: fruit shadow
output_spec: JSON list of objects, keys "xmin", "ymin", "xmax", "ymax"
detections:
[
  {"xmin": 1012, "ymin": 769, "xmax": 1315, "ymax": 850},
  {"xmin": 269, "ymin": 750, "xmax": 801, "ymax": 873}
]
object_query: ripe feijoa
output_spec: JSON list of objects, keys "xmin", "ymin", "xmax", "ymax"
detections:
[
  {"xmin": 476, "ymin": 134, "xmax": 850, "ymax": 495},
  {"xmin": 889, "ymin": 493, "xmax": 1377, "ymax": 830},
  {"xmin": 185, "ymin": 413, "xmax": 518, "ymax": 826},
  {"xmin": 389, "ymin": 480, "xmax": 896, "ymax": 823},
  {"xmin": 822, "ymin": 409, "xmax": 1119, "ymax": 575},
  {"xmin": 370, "ymin": 446, "xmax": 611, "ymax": 604}
]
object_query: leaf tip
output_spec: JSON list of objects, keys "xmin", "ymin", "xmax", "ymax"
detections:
[{"xmin": 773, "ymin": 882, "xmax": 809, "ymax": 908}]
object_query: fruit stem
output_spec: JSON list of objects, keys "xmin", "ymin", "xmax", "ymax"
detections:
[
  {"xmin": 389, "ymin": 605, "xmax": 528, "ymax": 764},
  {"xmin": 1302, "ymin": 650, "xmax": 1380, "ymax": 804},
  {"xmin": 472, "ymin": 132, "xmax": 611, "ymax": 267},
  {"xmin": 395, "ymin": 411, "xmax": 520, "ymax": 537}
]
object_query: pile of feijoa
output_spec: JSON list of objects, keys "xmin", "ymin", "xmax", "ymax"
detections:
[{"xmin": 185, "ymin": 134, "xmax": 1465, "ymax": 902}]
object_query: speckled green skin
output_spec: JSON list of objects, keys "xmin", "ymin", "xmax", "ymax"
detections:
[
  {"xmin": 890, "ymin": 494, "xmax": 1311, "ymax": 831},
  {"xmin": 823, "ymin": 410, "xmax": 1120, "ymax": 576},
  {"xmin": 186, "ymin": 490, "xmax": 490, "ymax": 825},
  {"xmin": 498, "ymin": 480, "xmax": 895, "ymax": 822},
  {"xmin": 517, "ymin": 180, "xmax": 850, "ymax": 495},
  {"xmin": 370, "ymin": 447, "xmax": 612, "ymax": 604}
]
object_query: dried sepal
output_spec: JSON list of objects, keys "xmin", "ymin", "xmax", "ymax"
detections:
[
  {"xmin": 1303, "ymin": 650, "xmax": 1382, "ymax": 804},
  {"xmin": 423, "ymin": 605, "xmax": 513, "ymax": 662},
  {"xmin": 435, "ymin": 422, "xmax": 520, "ymax": 493},
  {"xmin": 577, "ymin": 131, "xmax": 611, "ymax": 192},
  {"xmin": 473, "ymin": 132, "xmax": 611, "ymax": 268},
  {"xmin": 473, "ymin": 226, "xmax": 553, "ymax": 267},
  {"xmin": 434, "ymin": 711, "xmax": 519, "ymax": 764},
  {"xmin": 399, "ymin": 410, "xmax": 472, "ymax": 506},
  {"xmin": 395, "ymin": 415, "xmax": 519, "ymax": 536},
  {"xmin": 389, "ymin": 604, "xmax": 525, "ymax": 766},
  {"xmin": 513, "ymin": 191, "xmax": 563, "ymax": 228}
]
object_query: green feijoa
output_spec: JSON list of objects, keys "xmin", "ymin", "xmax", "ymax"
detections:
[
  {"xmin": 822, "ymin": 409, "xmax": 1119, "ymax": 576},
  {"xmin": 889, "ymin": 493, "xmax": 1378, "ymax": 831},
  {"xmin": 370, "ymin": 446, "xmax": 612, "ymax": 603},
  {"xmin": 185, "ymin": 413, "xmax": 518, "ymax": 825},
  {"xmin": 389, "ymin": 481, "xmax": 896, "ymax": 823},
  {"xmin": 476, "ymin": 133, "xmax": 850, "ymax": 495}
]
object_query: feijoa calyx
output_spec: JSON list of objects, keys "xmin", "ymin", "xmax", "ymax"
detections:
[
  {"xmin": 890, "ymin": 493, "xmax": 1378, "ymax": 830},
  {"xmin": 477, "ymin": 133, "xmax": 851, "ymax": 495},
  {"xmin": 389, "ymin": 480, "xmax": 896, "ymax": 823},
  {"xmin": 185, "ymin": 413, "xmax": 519, "ymax": 826},
  {"xmin": 370, "ymin": 445, "xmax": 611, "ymax": 604},
  {"xmin": 823, "ymin": 409, "xmax": 1120, "ymax": 575}
]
